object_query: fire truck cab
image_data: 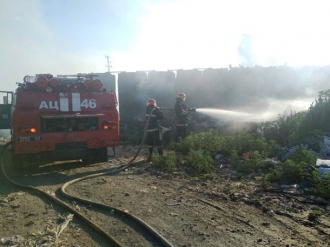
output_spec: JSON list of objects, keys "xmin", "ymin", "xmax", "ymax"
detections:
[{"xmin": 5, "ymin": 73, "xmax": 120, "ymax": 168}]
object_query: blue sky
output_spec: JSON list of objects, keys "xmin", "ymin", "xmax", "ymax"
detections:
[
  {"xmin": 1, "ymin": 0, "xmax": 330, "ymax": 93},
  {"xmin": 41, "ymin": 1, "xmax": 144, "ymax": 51}
]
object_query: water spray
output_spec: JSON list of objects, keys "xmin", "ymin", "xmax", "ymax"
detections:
[
  {"xmin": 157, "ymin": 107, "xmax": 271, "ymax": 122},
  {"xmin": 196, "ymin": 108, "xmax": 271, "ymax": 122}
]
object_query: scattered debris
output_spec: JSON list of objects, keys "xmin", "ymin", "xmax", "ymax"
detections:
[
  {"xmin": 0, "ymin": 235, "xmax": 24, "ymax": 245},
  {"xmin": 55, "ymin": 213, "xmax": 74, "ymax": 242},
  {"xmin": 316, "ymin": 158, "xmax": 330, "ymax": 178},
  {"xmin": 5, "ymin": 212, "xmax": 14, "ymax": 217},
  {"xmin": 280, "ymin": 184, "xmax": 298, "ymax": 189},
  {"xmin": 242, "ymin": 151, "xmax": 254, "ymax": 160}
]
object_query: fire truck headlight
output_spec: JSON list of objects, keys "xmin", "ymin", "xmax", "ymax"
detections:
[{"xmin": 45, "ymin": 86, "xmax": 53, "ymax": 93}]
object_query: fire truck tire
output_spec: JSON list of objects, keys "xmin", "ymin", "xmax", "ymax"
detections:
[
  {"xmin": 82, "ymin": 148, "xmax": 108, "ymax": 163},
  {"xmin": 97, "ymin": 147, "xmax": 108, "ymax": 162},
  {"xmin": 12, "ymin": 154, "xmax": 23, "ymax": 170},
  {"xmin": 82, "ymin": 155, "xmax": 94, "ymax": 164}
]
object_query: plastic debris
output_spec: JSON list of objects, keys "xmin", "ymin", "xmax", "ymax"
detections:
[
  {"xmin": 316, "ymin": 159, "xmax": 330, "ymax": 168},
  {"xmin": 29, "ymin": 231, "xmax": 44, "ymax": 236},
  {"xmin": 0, "ymin": 235, "xmax": 24, "ymax": 245},
  {"xmin": 318, "ymin": 167, "xmax": 330, "ymax": 178},
  {"xmin": 282, "ymin": 144, "xmax": 310, "ymax": 161},
  {"xmin": 215, "ymin": 154, "xmax": 223, "ymax": 160},
  {"xmin": 55, "ymin": 213, "xmax": 74, "ymax": 242},
  {"xmin": 320, "ymin": 136, "xmax": 330, "ymax": 157},
  {"xmin": 1, "ymin": 237, "xmax": 11, "ymax": 244},
  {"xmin": 316, "ymin": 159, "xmax": 330, "ymax": 178},
  {"xmin": 280, "ymin": 184, "xmax": 298, "ymax": 189},
  {"xmin": 5, "ymin": 212, "xmax": 14, "ymax": 217},
  {"xmin": 242, "ymin": 151, "xmax": 254, "ymax": 159},
  {"xmin": 263, "ymin": 158, "xmax": 281, "ymax": 166}
]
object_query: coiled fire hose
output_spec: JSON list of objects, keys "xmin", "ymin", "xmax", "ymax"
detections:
[{"xmin": 1, "ymin": 107, "xmax": 174, "ymax": 247}]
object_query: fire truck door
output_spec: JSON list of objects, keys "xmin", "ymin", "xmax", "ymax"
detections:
[{"xmin": 0, "ymin": 91, "xmax": 13, "ymax": 129}]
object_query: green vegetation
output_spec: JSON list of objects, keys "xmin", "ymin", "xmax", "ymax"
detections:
[
  {"xmin": 311, "ymin": 171, "xmax": 330, "ymax": 199},
  {"xmin": 120, "ymin": 123, "xmax": 144, "ymax": 146},
  {"xmin": 185, "ymin": 150, "xmax": 213, "ymax": 176},
  {"xmin": 264, "ymin": 89, "xmax": 330, "ymax": 147},
  {"xmin": 152, "ymin": 151, "xmax": 178, "ymax": 172},
  {"xmin": 148, "ymin": 90, "xmax": 330, "ymax": 199}
]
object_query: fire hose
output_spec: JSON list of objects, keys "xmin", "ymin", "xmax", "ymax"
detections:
[
  {"xmin": 158, "ymin": 107, "xmax": 196, "ymax": 112},
  {"xmin": 0, "ymin": 107, "xmax": 174, "ymax": 247}
]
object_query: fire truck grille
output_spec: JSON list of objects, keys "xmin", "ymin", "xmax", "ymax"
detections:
[{"xmin": 55, "ymin": 142, "xmax": 87, "ymax": 150}]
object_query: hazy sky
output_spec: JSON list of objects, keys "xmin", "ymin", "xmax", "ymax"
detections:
[{"xmin": 1, "ymin": 0, "xmax": 330, "ymax": 92}]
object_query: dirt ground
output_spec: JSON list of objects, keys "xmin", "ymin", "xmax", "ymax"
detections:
[{"xmin": 1, "ymin": 145, "xmax": 330, "ymax": 247}]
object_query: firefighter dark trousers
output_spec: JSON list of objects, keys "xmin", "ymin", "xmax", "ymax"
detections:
[
  {"xmin": 176, "ymin": 125, "xmax": 187, "ymax": 142},
  {"xmin": 146, "ymin": 129, "xmax": 163, "ymax": 161}
]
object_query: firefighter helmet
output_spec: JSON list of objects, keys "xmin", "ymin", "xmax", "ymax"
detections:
[
  {"xmin": 177, "ymin": 93, "xmax": 186, "ymax": 101},
  {"xmin": 146, "ymin": 99, "xmax": 157, "ymax": 107}
]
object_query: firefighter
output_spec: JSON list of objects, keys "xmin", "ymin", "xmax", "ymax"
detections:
[
  {"xmin": 174, "ymin": 93, "xmax": 195, "ymax": 142},
  {"xmin": 146, "ymin": 99, "xmax": 165, "ymax": 162}
]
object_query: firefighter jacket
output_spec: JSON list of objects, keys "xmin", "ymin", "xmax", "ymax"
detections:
[
  {"xmin": 174, "ymin": 98, "xmax": 189, "ymax": 125},
  {"xmin": 146, "ymin": 105, "xmax": 164, "ymax": 131}
]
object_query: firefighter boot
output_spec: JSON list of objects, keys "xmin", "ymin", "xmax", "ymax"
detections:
[
  {"xmin": 147, "ymin": 147, "xmax": 153, "ymax": 162},
  {"xmin": 158, "ymin": 147, "xmax": 163, "ymax": 156}
]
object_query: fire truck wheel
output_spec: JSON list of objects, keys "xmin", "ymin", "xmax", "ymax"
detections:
[
  {"xmin": 82, "ymin": 155, "xmax": 94, "ymax": 164},
  {"xmin": 12, "ymin": 154, "xmax": 23, "ymax": 170},
  {"xmin": 82, "ymin": 148, "xmax": 108, "ymax": 164},
  {"xmin": 97, "ymin": 147, "xmax": 108, "ymax": 163}
]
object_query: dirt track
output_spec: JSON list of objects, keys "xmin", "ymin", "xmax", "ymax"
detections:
[{"xmin": 1, "ymin": 145, "xmax": 330, "ymax": 247}]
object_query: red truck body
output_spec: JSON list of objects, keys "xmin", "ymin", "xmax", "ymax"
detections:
[{"xmin": 10, "ymin": 74, "xmax": 120, "ymax": 167}]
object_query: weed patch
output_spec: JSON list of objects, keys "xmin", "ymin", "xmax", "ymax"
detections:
[
  {"xmin": 152, "ymin": 151, "xmax": 178, "ymax": 172},
  {"xmin": 185, "ymin": 150, "xmax": 214, "ymax": 176}
]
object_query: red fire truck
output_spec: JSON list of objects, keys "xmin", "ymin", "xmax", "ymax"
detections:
[{"xmin": 1, "ymin": 73, "xmax": 119, "ymax": 168}]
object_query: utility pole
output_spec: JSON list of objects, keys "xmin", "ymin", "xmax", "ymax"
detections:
[{"xmin": 105, "ymin": 55, "xmax": 112, "ymax": 72}]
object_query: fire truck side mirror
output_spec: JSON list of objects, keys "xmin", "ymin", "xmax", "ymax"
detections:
[{"xmin": 2, "ymin": 92, "xmax": 13, "ymax": 105}]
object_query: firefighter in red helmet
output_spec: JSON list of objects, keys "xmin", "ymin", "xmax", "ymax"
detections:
[
  {"xmin": 145, "ymin": 99, "xmax": 165, "ymax": 162},
  {"xmin": 174, "ymin": 93, "xmax": 195, "ymax": 142}
]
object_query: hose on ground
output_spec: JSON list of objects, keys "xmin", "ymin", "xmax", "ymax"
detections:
[
  {"xmin": 0, "ymin": 141, "xmax": 122, "ymax": 247},
  {"xmin": 61, "ymin": 107, "xmax": 174, "ymax": 247},
  {"xmin": 0, "ymin": 107, "xmax": 174, "ymax": 246}
]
